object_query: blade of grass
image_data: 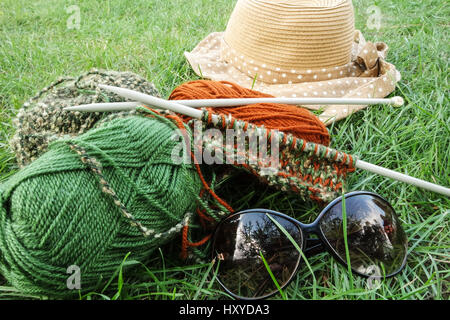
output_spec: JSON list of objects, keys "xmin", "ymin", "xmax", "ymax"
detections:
[
  {"xmin": 251, "ymin": 73, "xmax": 257, "ymax": 90},
  {"xmin": 266, "ymin": 213, "xmax": 318, "ymax": 299},
  {"xmin": 341, "ymin": 193, "xmax": 354, "ymax": 289},
  {"xmin": 192, "ymin": 258, "xmax": 216, "ymax": 300},
  {"xmin": 112, "ymin": 252, "xmax": 131, "ymax": 300},
  {"xmin": 259, "ymin": 251, "xmax": 287, "ymax": 300}
]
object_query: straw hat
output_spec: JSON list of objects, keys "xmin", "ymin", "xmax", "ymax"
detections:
[{"xmin": 185, "ymin": 0, "xmax": 401, "ymax": 124}]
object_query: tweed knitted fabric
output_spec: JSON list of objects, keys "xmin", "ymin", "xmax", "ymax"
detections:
[
  {"xmin": 9, "ymin": 69, "xmax": 160, "ymax": 167},
  {"xmin": 169, "ymin": 80, "xmax": 330, "ymax": 146},
  {"xmin": 193, "ymin": 109, "xmax": 356, "ymax": 203},
  {"xmin": 0, "ymin": 112, "xmax": 201, "ymax": 297}
]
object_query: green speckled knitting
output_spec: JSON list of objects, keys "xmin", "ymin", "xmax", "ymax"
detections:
[
  {"xmin": 196, "ymin": 109, "xmax": 356, "ymax": 203},
  {"xmin": 9, "ymin": 69, "xmax": 160, "ymax": 167}
]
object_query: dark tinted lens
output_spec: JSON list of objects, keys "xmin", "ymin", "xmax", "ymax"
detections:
[
  {"xmin": 320, "ymin": 194, "xmax": 407, "ymax": 277},
  {"xmin": 213, "ymin": 212, "xmax": 302, "ymax": 299}
]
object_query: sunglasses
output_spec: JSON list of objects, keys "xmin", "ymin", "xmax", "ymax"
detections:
[{"xmin": 211, "ymin": 191, "xmax": 408, "ymax": 299}]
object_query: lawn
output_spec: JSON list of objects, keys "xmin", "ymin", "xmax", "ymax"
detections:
[{"xmin": 0, "ymin": 0, "xmax": 448, "ymax": 300}]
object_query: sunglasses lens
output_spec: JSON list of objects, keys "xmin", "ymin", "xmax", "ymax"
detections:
[
  {"xmin": 320, "ymin": 194, "xmax": 407, "ymax": 277},
  {"xmin": 213, "ymin": 211, "xmax": 302, "ymax": 299}
]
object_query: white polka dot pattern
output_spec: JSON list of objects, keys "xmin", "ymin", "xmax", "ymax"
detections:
[{"xmin": 185, "ymin": 29, "xmax": 401, "ymax": 126}]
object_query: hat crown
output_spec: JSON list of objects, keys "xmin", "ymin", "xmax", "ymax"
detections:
[{"xmin": 223, "ymin": 0, "xmax": 355, "ymax": 70}]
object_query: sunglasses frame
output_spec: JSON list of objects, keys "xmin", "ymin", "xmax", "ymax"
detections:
[{"xmin": 211, "ymin": 191, "xmax": 408, "ymax": 300}]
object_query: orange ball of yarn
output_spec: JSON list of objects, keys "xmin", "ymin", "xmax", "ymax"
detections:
[{"xmin": 169, "ymin": 80, "xmax": 330, "ymax": 146}]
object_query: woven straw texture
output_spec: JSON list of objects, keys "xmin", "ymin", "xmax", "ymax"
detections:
[
  {"xmin": 224, "ymin": 0, "xmax": 355, "ymax": 70},
  {"xmin": 185, "ymin": 0, "xmax": 402, "ymax": 124}
]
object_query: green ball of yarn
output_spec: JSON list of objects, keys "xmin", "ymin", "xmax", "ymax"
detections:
[{"xmin": 0, "ymin": 113, "xmax": 201, "ymax": 297}]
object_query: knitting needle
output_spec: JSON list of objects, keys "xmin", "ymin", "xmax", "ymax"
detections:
[
  {"xmin": 97, "ymin": 84, "xmax": 204, "ymax": 119},
  {"xmin": 63, "ymin": 96, "xmax": 404, "ymax": 112},
  {"xmin": 97, "ymin": 84, "xmax": 450, "ymax": 197},
  {"xmin": 65, "ymin": 101, "xmax": 142, "ymax": 112},
  {"xmin": 354, "ymin": 160, "xmax": 450, "ymax": 197}
]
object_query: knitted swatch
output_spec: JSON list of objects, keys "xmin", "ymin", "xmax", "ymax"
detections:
[
  {"xmin": 192, "ymin": 109, "xmax": 356, "ymax": 203},
  {"xmin": 9, "ymin": 69, "xmax": 160, "ymax": 167}
]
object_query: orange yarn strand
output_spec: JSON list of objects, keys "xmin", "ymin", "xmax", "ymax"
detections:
[
  {"xmin": 169, "ymin": 80, "xmax": 332, "ymax": 259},
  {"xmin": 169, "ymin": 80, "xmax": 330, "ymax": 146}
]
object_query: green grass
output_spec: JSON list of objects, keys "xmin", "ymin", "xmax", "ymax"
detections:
[{"xmin": 0, "ymin": 0, "xmax": 449, "ymax": 300}]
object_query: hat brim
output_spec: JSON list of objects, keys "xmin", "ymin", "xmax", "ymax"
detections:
[{"xmin": 185, "ymin": 30, "xmax": 401, "ymax": 125}]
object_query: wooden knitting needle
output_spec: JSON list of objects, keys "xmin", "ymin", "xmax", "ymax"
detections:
[
  {"xmin": 96, "ymin": 84, "xmax": 449, "ymax": 197},
  {"xmin": 63, "ymin": 96, "xmax": 404, "ymax": 112}
]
